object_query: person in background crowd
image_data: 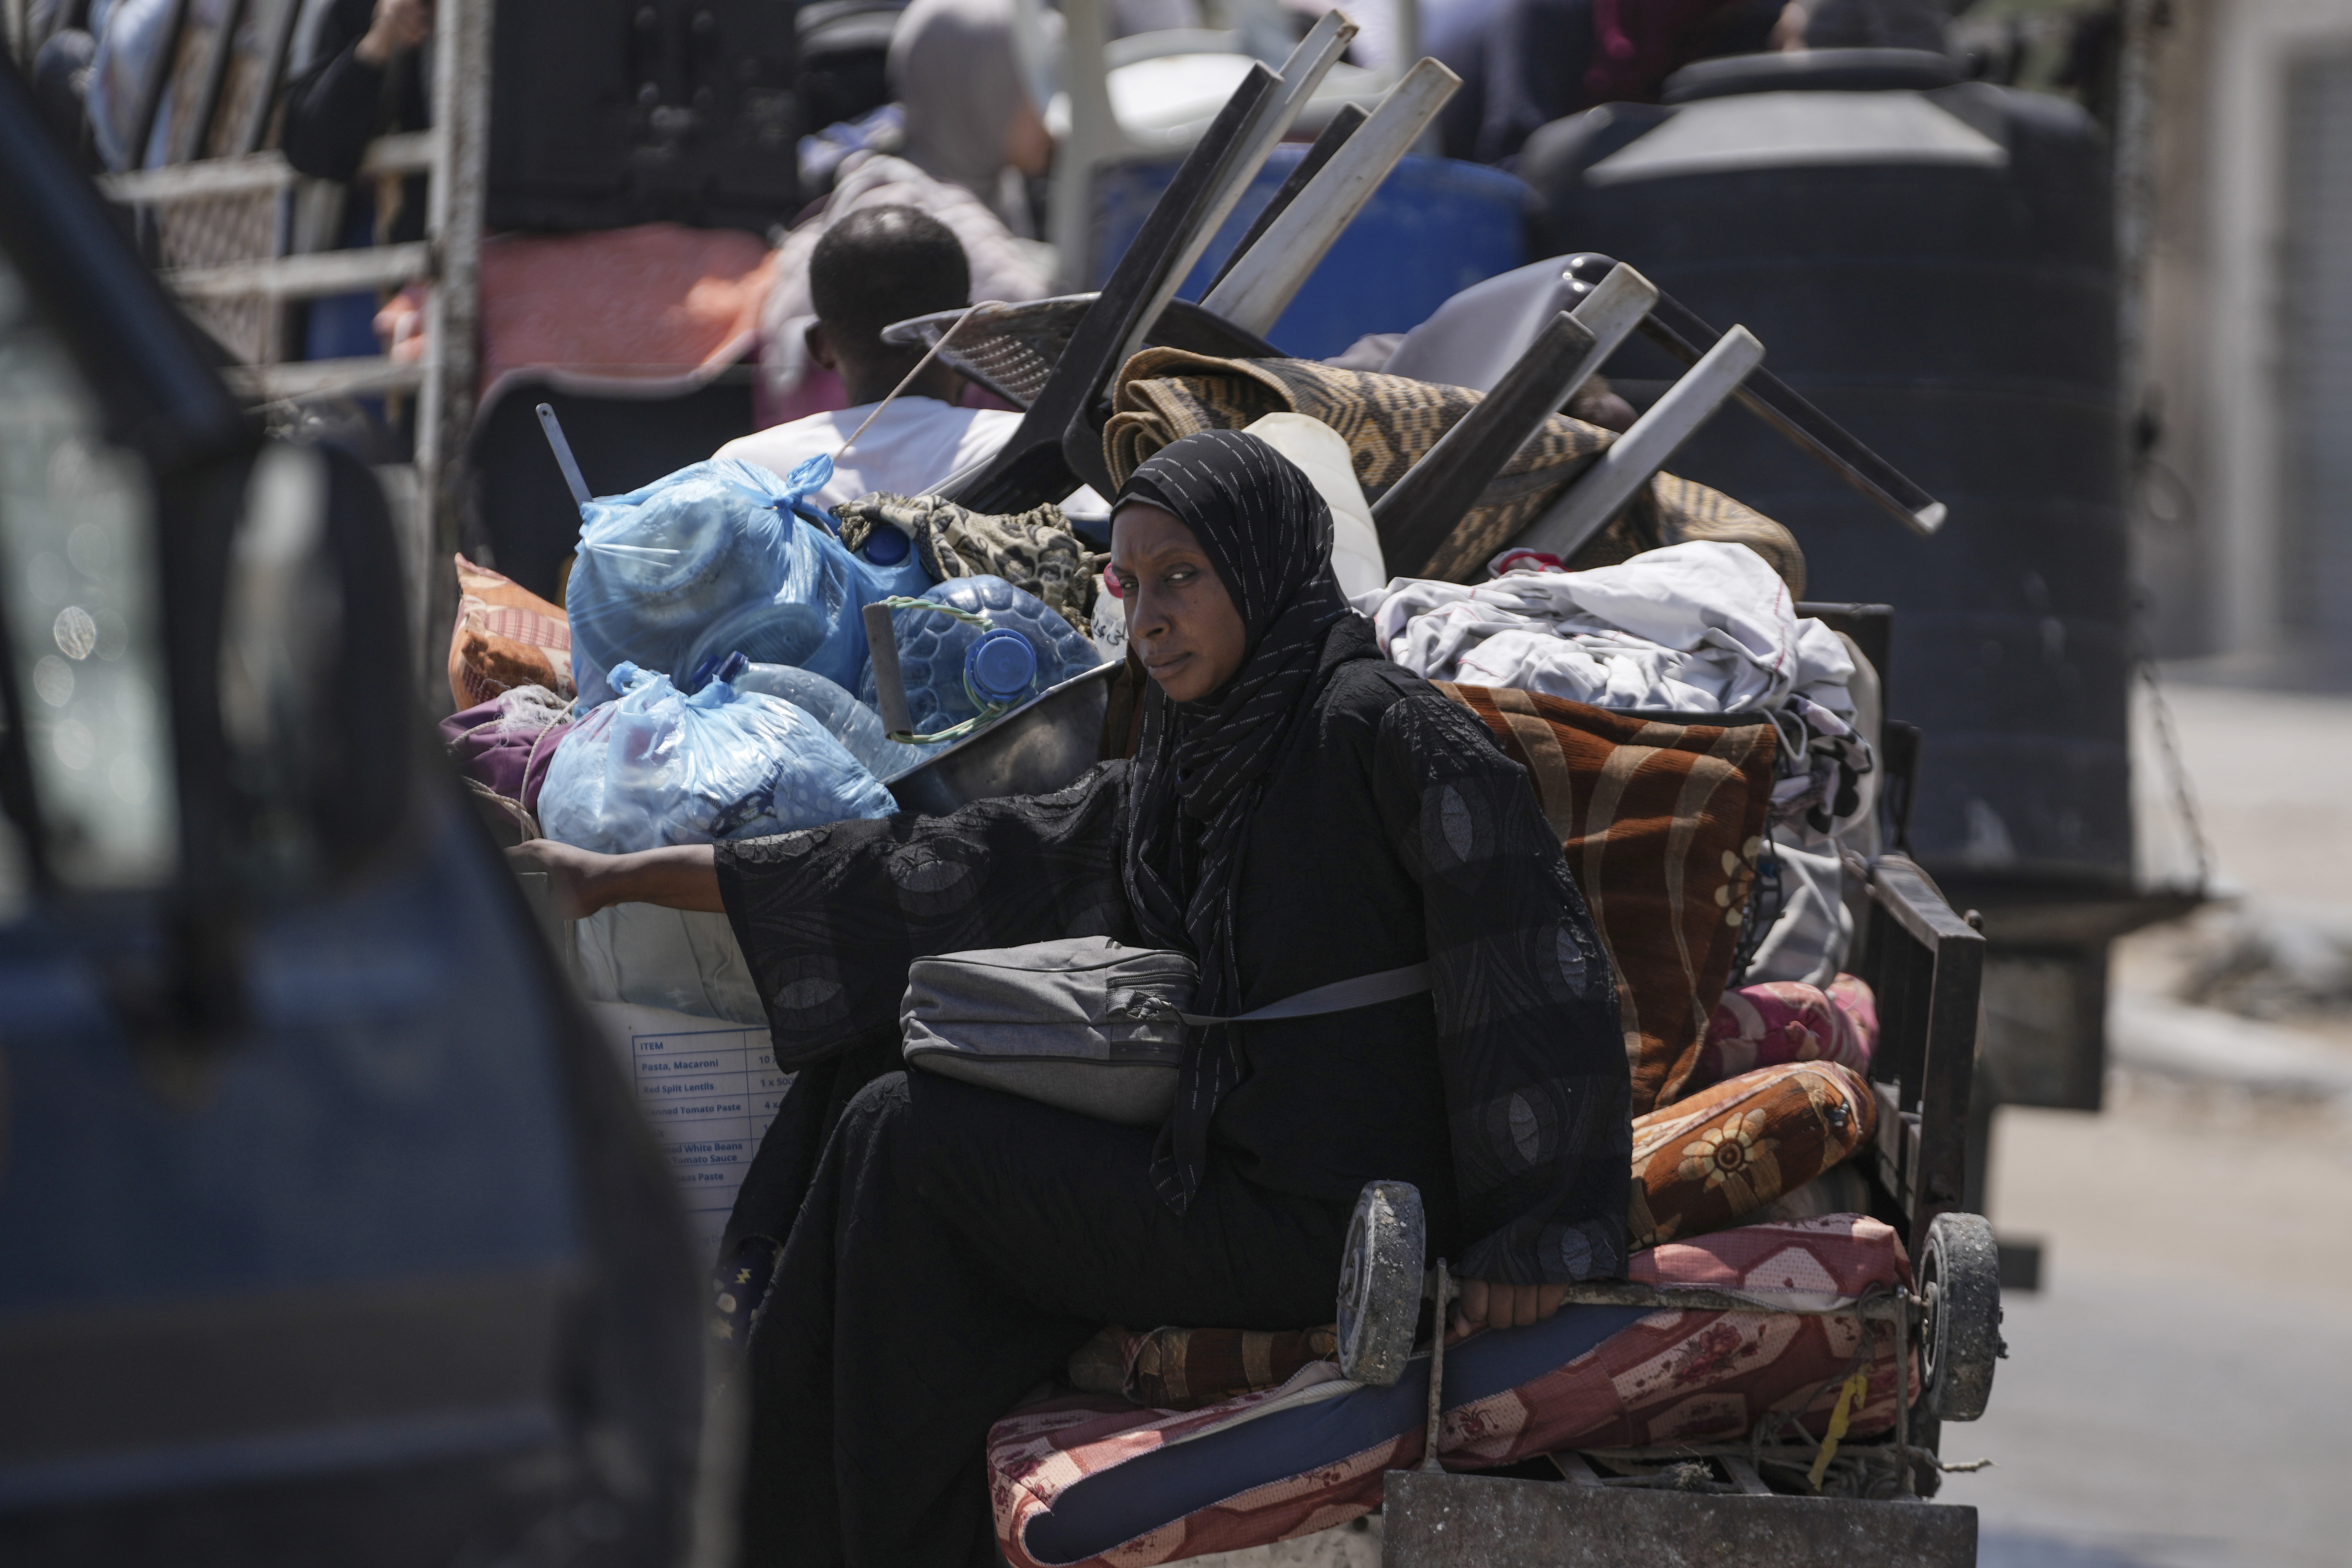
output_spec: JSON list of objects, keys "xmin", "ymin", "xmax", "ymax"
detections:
[
  {"xmin": 1431, "ymin": 0, "xmax": 1787, "ymax": 165},
  {"xmin": 282, "ymin": 0, "xmax": 434, "ymax": 362},
  {"xmin": 721, "ymin": 205, "xmax": 1021, "ymax": 511},
  {"xmin": 756, "ymin": 0, "xmax": 1056, "ymax": 424},
  {"xmin": 1795, "ymin": 0, "xmax": 1951, "ymax": 51}
]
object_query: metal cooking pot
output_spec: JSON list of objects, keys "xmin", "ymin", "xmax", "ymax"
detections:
[{"xmin": 885, "ymin": 661, "xmax": 1118, "ymax": 816}]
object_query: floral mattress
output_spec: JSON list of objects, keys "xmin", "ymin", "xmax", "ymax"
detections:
[{"xmin": 987, "ymin": 1214, "xmax": 1917, "ymax": 1568}]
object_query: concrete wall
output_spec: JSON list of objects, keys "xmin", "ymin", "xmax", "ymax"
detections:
[{"xmin": 2143, "ymin": 0, "xmax": 2352, "ymax": 671}]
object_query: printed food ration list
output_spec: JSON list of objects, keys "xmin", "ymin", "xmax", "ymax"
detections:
[{"xmin": 624, "ymin": 1012, "xmax": 782, "ymax": 1257}]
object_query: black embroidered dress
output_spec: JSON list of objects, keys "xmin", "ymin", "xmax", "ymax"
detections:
[
  {"xmin": 714, "ymin": 428, "xmax": 1624, "ymax": 1566},
  {"xmin": 714, "ymin": 620, "xmax": 1629, "ymax": 1567}
]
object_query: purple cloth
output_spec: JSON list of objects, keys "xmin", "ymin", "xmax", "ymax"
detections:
[{"xmin": 440, "ymin": 701, "xmax": 572, "ymax": 813}]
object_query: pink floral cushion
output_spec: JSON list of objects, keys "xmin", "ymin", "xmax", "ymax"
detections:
[{"xmin": 1692, "ymin": 973, "xmax": 1878, "ymax": 1091}]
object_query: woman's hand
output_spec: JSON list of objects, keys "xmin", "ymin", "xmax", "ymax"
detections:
[
  {"xmin": 1447, "ymin": 1279, "xmax": 1571, "ymax": 1344},
  {"xmin": 505, "ymin": 840, "xmax": 726, "ymax": 920},
  {"xmin": 507, "ymin": 838, "xmax": 611, "ymax": 920}
]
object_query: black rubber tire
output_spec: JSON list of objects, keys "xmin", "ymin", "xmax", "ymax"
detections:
[
  {"xmin": 1336, "ymin": 1180, "xmax": 1425, "ymax": 1387},
  {"xmin": 1920, "ymin": 1210, "xmax": 2004, "ymax": 1422}
]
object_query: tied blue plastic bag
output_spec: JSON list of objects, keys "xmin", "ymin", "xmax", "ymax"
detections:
[
  {"xmin": 861, "ymin": 576, "xmax": 1103, "ymax": 736},
  {"xmin": 539, "ymin": 662, "xmax": 897, "ymax": 853},
  {"xmin": 567, "ymin": 454, "xmax": 925, "ymax": 706}
]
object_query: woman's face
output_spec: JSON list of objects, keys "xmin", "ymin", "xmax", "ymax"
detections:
[{"xmin": 1111, "ymin": 503, "xmax": 1248, "ymax": 704}]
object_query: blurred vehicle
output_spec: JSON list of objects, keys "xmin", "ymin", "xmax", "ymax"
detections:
[{"xmin": 0, "ymin": 60, "xmax": 702, "ymax": 1566}]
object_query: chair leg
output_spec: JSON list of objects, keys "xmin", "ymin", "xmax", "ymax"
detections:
[{"xmin": 1511, "ymin": 325, "xmax": 1765, "ymax": 562}]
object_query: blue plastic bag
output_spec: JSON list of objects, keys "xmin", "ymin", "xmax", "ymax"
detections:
[
  {"xmin": 539, "ymin": 663, "xmax": 897, "ymax": 853},
  {"xmin": 567, "ymin": 457, "xmax": 806, "ymax": 704},
  {"xmin": 568, "ymin": 454, "xmax": 920, "ymax": 706},
  {"xmin": 672, "ymin": 508, "xmax": 911, "ymax": 696},
  {"xmin": 861, "ymin": 576, "xmax": 1104, "ymax": 736},
  {"xmin": 727, "ymin": 661, "xmax": 940, "ymax": 782}
]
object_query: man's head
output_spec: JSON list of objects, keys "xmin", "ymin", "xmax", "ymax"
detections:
[{"xmin": 806, "ymin": 205, "xmax": 971, "ymax": 406}]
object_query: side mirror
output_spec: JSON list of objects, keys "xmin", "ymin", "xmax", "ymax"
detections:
[
  {"xmin": 0, "ymin": 64, "xmax": 417, "ymax": 1066},
  {"xmin": 215, "ymin": 439, "xmax": 416, "ymax": 893}
]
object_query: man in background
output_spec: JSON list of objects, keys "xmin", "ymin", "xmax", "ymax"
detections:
[{"xmin": 718, "ymin": 204, "xmax": 1021, "ymax": 511}]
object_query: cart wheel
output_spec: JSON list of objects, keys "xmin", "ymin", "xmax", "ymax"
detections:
[
  {"xmin": 1337, "ymin": 1180, "xmax": 1424, "ymax": 1387},
  {"xmin": 1919, "ymin": 1211, "xmax": 2004, "ymax": 1422}
]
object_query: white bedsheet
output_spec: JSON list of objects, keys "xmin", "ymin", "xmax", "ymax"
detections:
[{"xmin": 1354, "ymin": 541, "xmax": 1856, "ymax": 718}]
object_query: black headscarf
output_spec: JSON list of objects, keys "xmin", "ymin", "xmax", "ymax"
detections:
[{"xmin": 1115, "ymin": 429, "xmax": 1362, "ymax": 1212}]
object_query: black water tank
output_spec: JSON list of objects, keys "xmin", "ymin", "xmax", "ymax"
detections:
[{"xmin": 1521, "ymin": 49, "xmax": 2127, "ymax": 888}]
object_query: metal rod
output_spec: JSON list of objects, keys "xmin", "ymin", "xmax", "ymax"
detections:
[
  {"xmin": 838, "ymin": 300, "xmax": 992, "ymax": 462},
  {"xmin": 224, "ymin": 355, "xmax": 427, "ymax": 401},
  {"xmin": 1117, "ymin": 8, "xmax": 1356, "ymax": 368},
  {"xmin": 1200, "ymin": 56, "xmax": 1461, "ymax": 336},
  {"xmin": 100, "ymin": 133, "xmax": 435, "ymax": 204},
  {"xmin": 418, "ymin": 0, "xmax": 496, "ymax": 699},
  {"xmin": 1206, "ymin": 101, "xmax": 1367, "ymax": 295},
  {"xmin": 1555, "ymin": 1279, "xmax": 1912, "ymax": 1321},
  {"xmin": 1419, "ymin": 1258, "xmax": 1450, "ymax": 1472},
  {"xmin": 160, "ymin": 239, "xmax": 435, "ymax": 300},
  {"xmin": 535, "ymin": 403, "xmax": 592, "ymax": 509},
  {"xmin": 1894, "ymin": 1288, "xmax": 1914, "ymax": 1495},
  {"xmin": 863, "ymin": 604, "xmax": 914, "ymax": 739},
  {"xmin": 1512, "ymin": 324, "xmax": 1764, "ymax": 562},
  {"xmin": 1561, "ymin": 253, "xmax": 1945, "ymax": 536}
]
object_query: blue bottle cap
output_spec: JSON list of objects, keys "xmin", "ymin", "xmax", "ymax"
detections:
[
  {"xmin": 964, "ymin": 627, "xmax": 1038, "ymax": 706},
  {"xmin": 860, "ymin": 524, "xmax": 911, "ymax": 566}
]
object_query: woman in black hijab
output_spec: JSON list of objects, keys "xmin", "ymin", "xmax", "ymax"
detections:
[{"xmin": 515, "ymin": 431, "xmax": 1629, "ymax": 1568}]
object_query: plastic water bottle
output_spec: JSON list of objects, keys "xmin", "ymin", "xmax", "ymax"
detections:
[{"xmin": 864, "ymin": 576, "xmax": 1102, "ymax": 736}]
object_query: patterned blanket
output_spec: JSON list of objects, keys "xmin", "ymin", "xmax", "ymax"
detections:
[
  {"xmin": 834, "ymin": 493, "xmax": 1101, "ymax": 633},
  {"xmin": 1627, "ymin": 1061, "xmax": 1876, "ymax": 1251},
  {"xmin": 1435, "ymin": 683, "xmax": 1778, "ymax": 1115},
  {"xmin": 1102, "ymin": 349, "xmax": 1805, "ymax": 589}
]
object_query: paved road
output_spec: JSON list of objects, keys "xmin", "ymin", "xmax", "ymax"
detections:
[
  {"xmin": 1961, "ymin": 679, "xmax": 2352, "ymax": 1567},
  {"xmin": 1959, "ymin": 1082, "xmax": 2352, "ymax": 1567}
]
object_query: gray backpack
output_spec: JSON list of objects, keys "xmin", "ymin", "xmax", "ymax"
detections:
[{"xmin": 900, "ymin": 935, "xmax": 1432, "ymax": 1125}]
